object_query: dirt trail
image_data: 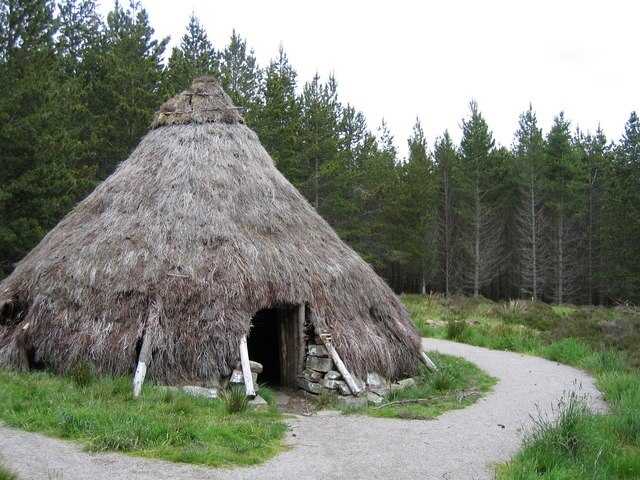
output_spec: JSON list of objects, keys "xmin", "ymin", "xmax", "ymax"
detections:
[{"xmin": 0, "ymin": 339, "xmax": 606, "ymax": 479}]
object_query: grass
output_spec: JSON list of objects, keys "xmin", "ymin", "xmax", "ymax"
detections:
[
  {"xmin": 402, "ymin": 293, "xmax": 640, "ymax": 479},
  {"xmin": 0, "ymin": 464, "xmax": 17, "ymax": 480},
  {"xmin": 358, "ymin": 352, "xmax": 497, "ymax": 420},
  {"xmin": 0, "ymin": 371, "xmax": 286, "ymax": 467},
  {"xmin": 220, "ymin": 385, "xmax": 249, "ymax": 414}
]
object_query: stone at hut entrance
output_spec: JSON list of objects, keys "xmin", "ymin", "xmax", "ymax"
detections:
[
  {"xmin": 323, "ymin": 378, "xmax": 350, "ymax": 395},
  {"xmin": 325, "ymin": 370, "xmax": 341, "ymax": 380},
  {"xmin": 301, "ymin": 368, "xmax": 323, "ymax": 382},
  {"xmin": 336, "ymin": 381, "xmax": 351, "ymax": 395},
  {"xmin": 234, "ymin": 360, "xmax": 263, "ymax": 373},
  {"xmin": 366, "ymin": 392, "xmax": 385, "ymax": 404},
  {"xmin": 307, "ymin": 344, "xmax": 329, "ymax": 357},
  {"xmin": 299, "ymin": 389, "xmax": 320, "ymax": 401},
  {"xmin": 250, "ymin": 361, "xmax": 263, "ymax": 373},
  {"xmin": 248, "ymin": 395, "xmax": 268, "ymax": 410},
  {"xmin": 370, "ymin": 384, "xmax": 389, "ymax": 397},
  {"xmin": 337, "ymin": 395, "xmax": 367, "ymax": 410},
  {"xmin": 298, "ymin": 377, "xmax": 323, "ymax": 394},
  {"xmin": 306, "ymin": 355, "xmax": 333, "ymax": 372},
  {"xmin": 322, "ymin": 378, "xmax": 345, "ymax": 390},
  {"xmin": 398, "ymin": 377, "xmax": 416, "ymax": 388},
  {"xmin": 230, "ymin": 369, "xmax": 258, "ymax": 384},
  {"xmin": 366, "ymin": 372, "xmax": 387, "ymax": 386},
  {"xmin": 182, "ymin": 386, "xmax": 219, "ymax": 399}
]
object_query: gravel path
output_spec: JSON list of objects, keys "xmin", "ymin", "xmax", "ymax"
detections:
[{"xmin": 0, "ymin": 339, "xmax": 606, "ymax": 480}]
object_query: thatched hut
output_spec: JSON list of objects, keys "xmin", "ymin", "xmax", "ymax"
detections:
[{"xmin": 0, "ymin": 78, "xmax": 430, "ymax": 394}]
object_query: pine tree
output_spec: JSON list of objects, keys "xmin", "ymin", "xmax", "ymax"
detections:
[
  {"xmin": 602, "ymin": 112, "xmax": 640, "ymax": 302},
  {"xmin": 0, "ymin": 0, "xmax": 95, "ymax": 276},
  {"xmin": 514, "ymin": 106, "xmax": 548, "ymax": 300},
  {"xmin": 401, "ymin": 119, "xmax": 438, "ymax": 293},
  {"xmin": 56, "ymin": 0, "xmax": 101, "ymax": 72},
  {"xmin": 459, "ymin": 101, "xmax": 501, "ymax": 295},
  {"xmin": 252, "ymin": 45, "xmax": 301, "ymax": 177},
  {"xmin": 87, "ymin": 0, "xmax": 168, "ymax": 177},
  {"xmin": 545, "ymin": 113, "xmax": 582, "ymax": 303},
  {"xmin": 332, "ymin": 104, "xmax": 377, "ymax": 245},
  {"xmin": 298, "ymin": 73, "xmax": 341, "ymax": 211},
  {"xmin": 219, "ymin": 29, "xmax": 260, "ymax": 119},
  {"xmin": 351, "ymin": 120, "xmax": 403, "ymax": 271},
  {"xmin": 165, "ymin": 14, "xmax": 218, "ymax": 95},
  {"xmin": 433, "ymin": 131, "xmax": 463, "ymax": 297},
  {"xmin": 575, "ymin": 127, "xmax": 609, "ymax": 303}
]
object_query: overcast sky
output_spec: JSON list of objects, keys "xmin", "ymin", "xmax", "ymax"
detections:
[{"xmin": 99, "ymin": 0, "xmax": 639, "ymax": 158}]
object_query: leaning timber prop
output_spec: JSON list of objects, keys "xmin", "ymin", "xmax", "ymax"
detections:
[
  {"xmin": 420, "ymin": 351, "xmax": 438, "ymax": 372},
  {"xmin": 319, "ymin": 332, "xmax": 362, "ymax": 396}
]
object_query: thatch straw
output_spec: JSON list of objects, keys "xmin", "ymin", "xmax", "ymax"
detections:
[{"xmin": 0, "ymin": 77, "xmax": 422, "ymax": 383}]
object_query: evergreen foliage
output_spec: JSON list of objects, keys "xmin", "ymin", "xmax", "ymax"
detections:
[{"xmin": 0, "ymin": 0, "xmax": 638, "ymax": 304}]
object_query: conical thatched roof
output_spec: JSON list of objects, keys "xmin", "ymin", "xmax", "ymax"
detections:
[{"xmin": 0, "ymin": 77, "xmax": 422, "ymax": 383}]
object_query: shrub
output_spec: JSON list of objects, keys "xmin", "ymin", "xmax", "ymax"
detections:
[
  {"xmin": 446, "ymin": 318, "xmax": 468, "ymax": 340},
  {"xmin": 581, "ymin": 349, "xmax": 627, "ymax": 373},
  {"xmin": 221, "ymin": 385, "xmax": 249, "ymax": 414},
  {"xmin": 429, "ymin": 370, "xmax": 456, "ymax": 392}
]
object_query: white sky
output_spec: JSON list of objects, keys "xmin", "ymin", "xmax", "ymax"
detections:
[{"xmin": 99, "ymin": 0, "xmax": 639, "ymax": 158}]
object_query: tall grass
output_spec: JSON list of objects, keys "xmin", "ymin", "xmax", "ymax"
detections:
[
  {"xmin": 221, "ymin": 385, "xmax": 249, "ymax": 414},
  {"xmin": 537, "ymin": 338, "xmax": 591, "ymax": 365}
]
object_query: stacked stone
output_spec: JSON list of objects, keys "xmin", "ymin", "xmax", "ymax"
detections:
[
  {"xmin": 229, "ymin": 360, "xmax": 263, "ymax": 391},
  {"xmin": 298, "ymin": 342, "xmax": 418, "ymax": 408},
  {"xmin": 298, "ymin": 343, "xmax": 354, "ymax": 397}
]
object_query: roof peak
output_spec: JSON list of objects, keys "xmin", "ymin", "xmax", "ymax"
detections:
[{"xmin": 151, "ymin": 77, "xmax": 244, "ymax": 129}]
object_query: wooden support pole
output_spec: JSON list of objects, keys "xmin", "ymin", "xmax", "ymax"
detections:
[
  {"xmin": 239, "ymin": 335, "xmax": 256, "ymax": 399},
  {"xmin": 16, "ymin": 321, "xmax": 30, "ymax": 373},
  {"xmin": 297, "ymin": 304, "xmax": 306, "ymax": 374},
  {"xmin": 133, "ymin": 299, "xmax": 161, "ymax": 397},
  {"xmin": 421, "ymin": 351, "xmax": 438, "ymax": 372},
  {"xmin": 133, "ymin": 332, "xmax": 152, "ymax": 397},
  {"xmin": 319, "ymin": 333, "xmax": 362, "ymax": 396}
]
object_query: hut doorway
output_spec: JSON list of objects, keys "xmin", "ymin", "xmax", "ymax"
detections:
[{"xmin": 247, "ymin": 305, "xmax": 305, "ymax": 388}]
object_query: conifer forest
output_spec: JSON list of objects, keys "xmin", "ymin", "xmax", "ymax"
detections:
[{"xmin": 1, "ymin": 1, "xmax": 639, "ymax": 304}]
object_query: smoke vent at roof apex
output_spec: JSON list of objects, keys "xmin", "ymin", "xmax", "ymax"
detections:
[{"xmin": 151, "ymin": 77, "xmax": 245, "ymax": 128}]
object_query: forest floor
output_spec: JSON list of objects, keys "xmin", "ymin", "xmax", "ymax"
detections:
[{"xmin": 0, "ymin": 338, "xmax": 605, "ymax": 480}]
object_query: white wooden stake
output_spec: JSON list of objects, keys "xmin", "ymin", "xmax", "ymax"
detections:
[
  {"xmin": 421, "ymin": 351, "xmax": 438, "ymax": 371},
  {"xmin": 239, "ymin": 335, "xmax": 256, "ymax": 399},
  {"xmin": 132, "ymin": 299, "xmax": 161, "ymax": 397},
  {"xmin": 133, "ymin": 333, "xmax": 152, "ymax": 397}
]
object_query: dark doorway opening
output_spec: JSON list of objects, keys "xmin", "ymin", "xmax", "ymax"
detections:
[
  {"xmin": 247, "ymin": 308, "xmax": 281, "ymax": 385},
  {"xmin": 247, "ymin": 305, "xmax": 305, "ymax": 388}
]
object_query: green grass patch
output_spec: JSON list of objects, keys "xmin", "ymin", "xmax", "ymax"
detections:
[
  {"xmin": 551, "ymin": 305, "xmax": 578, "ymax": 316},
  {"xmin": 402, "ymin": 293, "xmax": 445, "ymax": 336},
  {"xmin": 0, "ymin": 464, "xmax": 17, "ymax": 480},
  {"xmin": 535, "ymin": 338, "xmax": 592, "ymax": 365},
  {"xmin": 360, "ymin": 352, "xmax": 497, "ymax": 420},
  {"xmin": 0, "ymin": 370, "xmax": 286, "ymax": 467}
]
